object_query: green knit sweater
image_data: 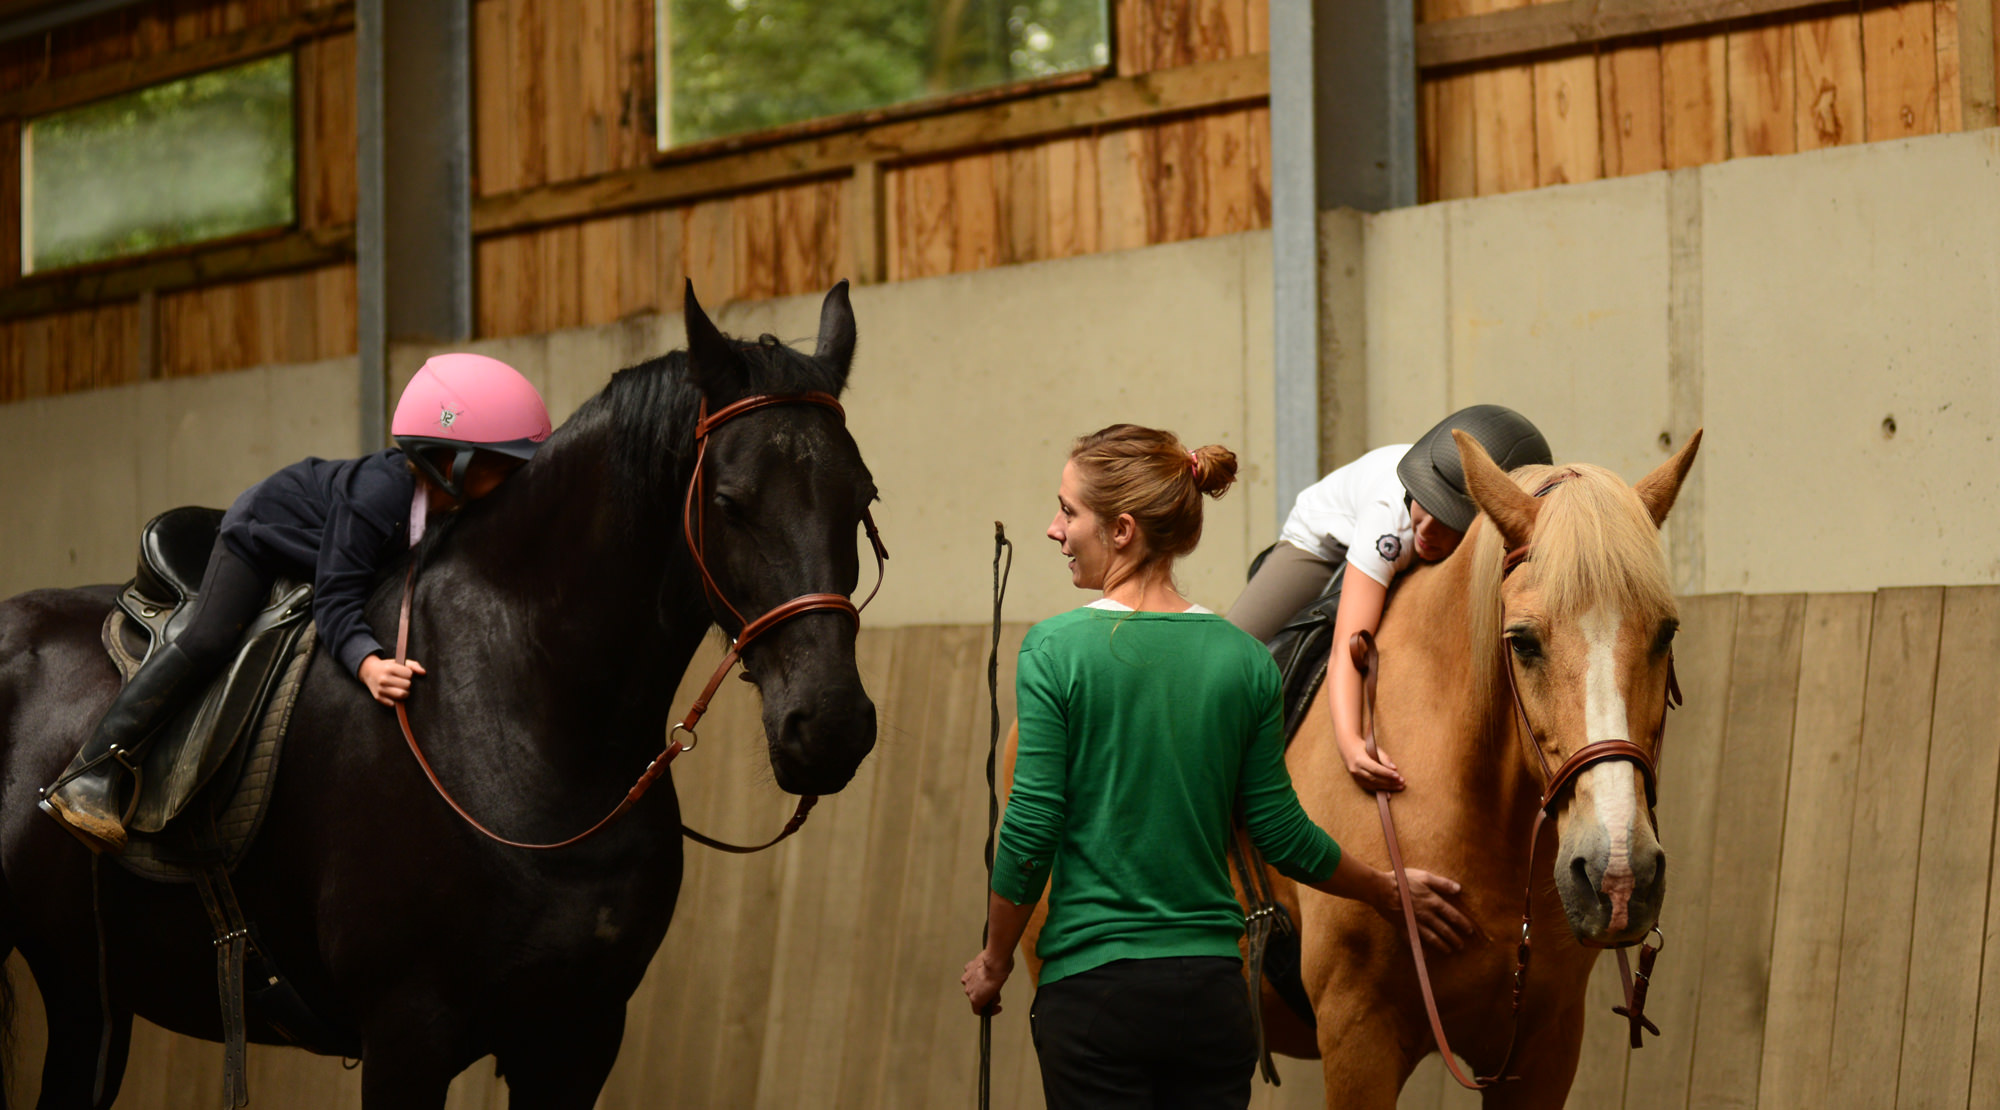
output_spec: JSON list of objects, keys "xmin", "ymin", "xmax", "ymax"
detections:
[{"xmin": 992, "ymin": 603, "xmax": 1343, "ymax": 985}]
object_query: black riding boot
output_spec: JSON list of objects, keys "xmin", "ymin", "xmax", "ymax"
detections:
[{"xmin": 40, "ymin": 641, "xmax": 201, "ymax": 853}]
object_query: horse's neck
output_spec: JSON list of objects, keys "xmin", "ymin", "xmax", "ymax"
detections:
[
  {"xmin": 1381, "ymin": 555, "xmax": 1540, "ymax": 827},
  {"xmin": 424, "ymin": 415, "xmax": 714, "ymax": 752}
]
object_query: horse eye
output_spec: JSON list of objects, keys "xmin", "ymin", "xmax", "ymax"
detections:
[
  {"xmin": 1506, "ymin": 629, "xmax": 1543, "ymax": 660},
  {"xmin": 712, "ymin": 490, "xmax": 746, "ymax": 518},
  {"xmin": 1653, "ymin": 622, "xmax": 1679, "ymax": 655}
]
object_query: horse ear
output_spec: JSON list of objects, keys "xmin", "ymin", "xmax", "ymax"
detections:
[
  {"xmin": 815, "ymin": 280, "xmax": 856, "ymax": 385},
  {"xmin": 1455, "ymin": 430, "xmax": 1540, "ymax": 549},
  {"xmin": 683, "ymin": 280, "xmax": 741, "ymax": 397},
  {"xmin": 1635, "ymin": 428, "xmax": 1702, "ymax": 527}
]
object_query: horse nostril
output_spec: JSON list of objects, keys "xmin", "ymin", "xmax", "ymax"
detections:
[{"xmin": 1570, "ymin": 856, "xmax": 1592, "ymax": 891}]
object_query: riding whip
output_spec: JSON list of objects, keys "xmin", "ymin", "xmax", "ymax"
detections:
[{"xmin": 978, "ymin": 522, "xmax": 1012, "ymax": 1110}]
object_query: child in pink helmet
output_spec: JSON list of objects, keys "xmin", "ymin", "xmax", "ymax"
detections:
[{"xmin": 41, "ymin": 353, "xmax": 551, "ymax": 853}]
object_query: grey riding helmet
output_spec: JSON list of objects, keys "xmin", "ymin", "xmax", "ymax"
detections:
[{"xmin": 1395, "ymin": 404, "xmax": 1552, "ymax": 533}]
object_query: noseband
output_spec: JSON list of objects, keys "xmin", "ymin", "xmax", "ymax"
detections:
[{"xmin": 392, "ymin": 389, "xmax": 887, "ymax": 852}]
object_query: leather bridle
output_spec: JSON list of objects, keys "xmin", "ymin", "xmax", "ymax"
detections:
[
  {"xmin": 1355, "ymin": 477, "xmax": 1678, "ymax": 1089},
  {"xmin": 392, "ymin": 389, "xmax": 887, "ymax": 852}
]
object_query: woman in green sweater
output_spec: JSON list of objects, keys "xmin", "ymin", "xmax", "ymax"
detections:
[{"xmin": 961, "ymin": 424, "xmax": 1472, "ymax": 1108}]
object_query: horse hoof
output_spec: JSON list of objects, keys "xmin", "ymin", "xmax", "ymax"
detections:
[{"xmin": 38, "ymin": 797, "xmax": 126, "ymax": 854}]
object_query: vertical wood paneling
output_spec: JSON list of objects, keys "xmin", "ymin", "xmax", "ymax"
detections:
[
  {"xmin": 474, "ymin": 0, "xmax": 518, "ymax": 196},
  {"xmin": 1755, "ymin": 593, "xmax": 1872, "ymax": 1107},
  {"xmin": 1824, "ymin": 587, "xmax": 1945, "ymax": 1108},
  {"xmin": 1937, "ymin": 0, "xmax": 1965, "ymax": 129},
  {"xmin": 1864, "ymin": 0, "xmax": 1944, "ymax": 139},
  {"xmin": 1662, "ymin": 34, "xmax": 1729, "ymax": 168},
  {"xmin": 1473, "ymin": 66, "xmax": 1538, "ymax": 194},
  {"xmin": 1894, "ymin": 586, "xmax": 2000, "ymax": 1106},
  {"xmin": 1045, "ymin": 135, "xmax": 1101, "ymax": 260},
  {"xmin": 1533, "ymin": 54, "xmax": 1601, "ymax": 185},
  {"xmin": 1685, "ymin": 593, "xmax": 1805, "ymax": 1110},
  {"xmin": 1096, "ymin": 126, "xmax": 1153, "ymax": 252},
  {"xmin": 1795, "ymin": 15, "xmax": 1867, "ymax": 150},
  {"xmin": 949, "ymin": 152, "xmax": 1004, "ymax": 275},
  {"xmin": 1598, "ymin": 45, "xmax": 1665, "ymax": 179},
  {"xmin": 1622, "ymin": 592, "xmax": 1741, "ymax": 1110},
  {"xmin": 1005, "ymin": 144, "xmax": 1052, "ymax": 267},
  {"xmin": 1728, "ymin": 22, "xmax": 1798, "ymax": 158},
  {"xmin": 299, "ymin": 30, "xmax": 358, "ymax": 230}
]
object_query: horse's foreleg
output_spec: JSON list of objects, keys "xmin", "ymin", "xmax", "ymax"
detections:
[
  {"xmin": 357, "ymin": 1018, "xmax": 476, "ymax": 1110},
  {"xmin": 1313, "ymin": 1004, "xmax": 1414, "ymax": 1110},
  {"xmin": 492, "ymin": 1007, "xmax": 625, "ymax": 1110},
  {"xmin": 22, "ymin": 949, "xmax": 130, "ymax": 1110}
]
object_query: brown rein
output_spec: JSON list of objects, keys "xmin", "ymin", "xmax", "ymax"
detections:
[
  {"xmin": 1349, "ymin": 544, "xmax": 1679, "ymax": 1087},
  {"xmin": 391, "ymin": 390, "xmax": 886, "ymax": 852}
]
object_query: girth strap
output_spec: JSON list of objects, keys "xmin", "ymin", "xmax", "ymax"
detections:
[{"xmin": 191, "ymin": 864, "xmax": 252, "ymax": 1109}]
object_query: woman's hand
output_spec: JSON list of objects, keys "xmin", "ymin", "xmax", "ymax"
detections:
[
  {"xmin": 961, "ymin": 949, "xmax": 1013, "ymax": 1015},
  {"xmin": 359, "ymin": 656, "xmax": 426, "ymax": 706},
  {"xmin": 1374, "ymin": 867, "xmax": 1475, "ymax": 953}
]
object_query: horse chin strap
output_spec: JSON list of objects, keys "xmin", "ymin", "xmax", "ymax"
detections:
[{"xmin": 390, "ymin": 389, "xmax": 886, "ymax": 853}]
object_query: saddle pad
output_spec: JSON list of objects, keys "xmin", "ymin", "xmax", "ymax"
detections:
[{"xmin": 111, "ymin": 616, "xmax": 317, "ymax": 884}]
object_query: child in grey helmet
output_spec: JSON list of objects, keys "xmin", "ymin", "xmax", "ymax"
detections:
[{"xmin": 1225, "ymin": 405, "xmax": 1552, "ymax": 792}]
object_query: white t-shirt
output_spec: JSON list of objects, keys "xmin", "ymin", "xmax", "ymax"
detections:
[{"xmin": 1277, "ymin": 444, "xmax": 1415, "ymax": 587}]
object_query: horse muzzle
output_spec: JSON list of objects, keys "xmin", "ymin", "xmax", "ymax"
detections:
[
  {"xmin": 765, "ymin": 684, "xmax": 876, "ymax": 795},
  {"xmin": 1556, "ymin": 821, "xmax": 1666, "ymax": 946}
]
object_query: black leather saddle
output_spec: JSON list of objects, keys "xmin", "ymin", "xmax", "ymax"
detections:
[
  {"xmin": 1245, "ymin": 544, "xmax": 1348, "ymax": 744},
  {"xmin": 103, "ymin": 508, "xmax": 361, "ymax": 1068},
  {"xmin": 105, "ymin": 507, "xmax": 316, "ymax": 867}
]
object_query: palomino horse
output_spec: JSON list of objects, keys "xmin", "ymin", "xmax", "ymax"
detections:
[
  {"xmin": 0, "ymin": 282, "xmax": 881, "ymax": 1107},
  {"xmin": 1257, "ymin": 430, "xmax": 1701, "ymax": 1106}
]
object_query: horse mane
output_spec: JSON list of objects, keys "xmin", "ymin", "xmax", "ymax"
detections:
[
  {"xmin": 1465, "ymin": 462, "xmax": 1677, "ymax": 711},
  {"xmin": 568, "ymin": 333, "xmax": 845, "ymax": 482}
]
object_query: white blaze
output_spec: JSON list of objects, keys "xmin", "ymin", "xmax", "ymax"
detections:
[{"xmin": 1580, "ymin": 605, "xmax": 1638, "ymax": 928}]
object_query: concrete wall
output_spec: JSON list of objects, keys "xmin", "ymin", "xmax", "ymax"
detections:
[
  {"xmin": 0, "ymin": 235, "xmax": 1278, "ymax": 626},
  {"xmin": 1340, "ymin": 127, "xmax": 2000, "ymax": 595},
  {"xmin": 6, "ymin": 129, "xmax": 1998, "ymax": 615},
  {"xmin": 0, "ymin": 358, "xmax": 362, "ymax": 596}
]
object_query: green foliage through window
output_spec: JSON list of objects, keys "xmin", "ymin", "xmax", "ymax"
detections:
[
  {"xmin": 23, "ymin": 54, "xmax": 296, "ymax": 274},
  {"xmin": 660, "ymin": 0, "xmax": 1109, "ymax": 148}
]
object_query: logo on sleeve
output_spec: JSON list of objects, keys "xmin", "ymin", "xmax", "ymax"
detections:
[{"xmin": 1376, "ymin": 534, "xmax": 1402, "ymax": 562}]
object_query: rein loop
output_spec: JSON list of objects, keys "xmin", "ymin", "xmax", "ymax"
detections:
[{"xmin": 392, "ymin": 389, "xmax": 886, "ymax": 852}]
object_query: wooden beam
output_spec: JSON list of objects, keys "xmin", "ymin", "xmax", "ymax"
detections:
[
  {"xmin": 0, "ymin": 226, "xmax": 353, "ymax": 319},
  {"xmin": 0, "ymin": 2, "xmax": 355, "ymax": 119},
  {"xmin": 1416, "ymin": 0, "xmax": 1880, "ymax": 70},
  {"xmin": 472, "ymin": 53, "xmax": 1271, "ymax": 238}
]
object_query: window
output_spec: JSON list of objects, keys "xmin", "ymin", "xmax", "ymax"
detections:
[
  {"xmin": 22, "ymin": 54, "xmax": 296, "ymax": 274},
  {"xmin": 659, "ymin": 0, "xmax": 1110, "ymax": 149}
]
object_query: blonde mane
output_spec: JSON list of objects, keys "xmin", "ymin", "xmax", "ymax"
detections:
[{"xmin": 1465, "ymin": 462, "xmax": 1677, "ymax": 712}]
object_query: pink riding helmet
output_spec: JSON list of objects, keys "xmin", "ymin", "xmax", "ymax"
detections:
[{"xmin": 392, "ymin": 352, "xmax": 552, "ymax": 498}]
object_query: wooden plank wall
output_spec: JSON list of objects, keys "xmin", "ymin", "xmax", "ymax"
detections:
[
  {"xmin": 18, "ymin": 585, "xmax": 2000, "ymax": 1108},
  {"xmin": 0, "ymin": 0, "xmax": 357, "ymax": 403},
  {"xmin": 1423, "ymin": 0, "xmax": 2000, "ymax": 199},
  {"xmin": 471, "ymin": 0, "xmax": 1272, "ymax": 338}
]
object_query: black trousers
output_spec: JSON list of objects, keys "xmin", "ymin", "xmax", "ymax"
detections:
[
  {"xmin": 1029, "ymin": 957, "xmax": 1257, "ymax": 1110},
  {"xmin": 173, "ymin": 538, "xmax": 275, "ymax": 672}
]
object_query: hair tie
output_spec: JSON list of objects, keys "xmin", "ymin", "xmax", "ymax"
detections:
[{"xmin": 1188, "ymin": 450, "xmax": 1200, "ymax": 478}]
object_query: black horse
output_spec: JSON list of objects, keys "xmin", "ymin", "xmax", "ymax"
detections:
[{"xmin": 0, "ymin": 282, "xmax": 881, "ymax": 1107}]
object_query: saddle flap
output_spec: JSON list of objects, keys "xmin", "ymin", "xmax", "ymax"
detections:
[
  {"xmin": 128, "ymin": 582, "xmax": 313, "ymax": 835},
  {"xmin": 137, "ymin": 506, "xmax": 227, "ymax": 605}
]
